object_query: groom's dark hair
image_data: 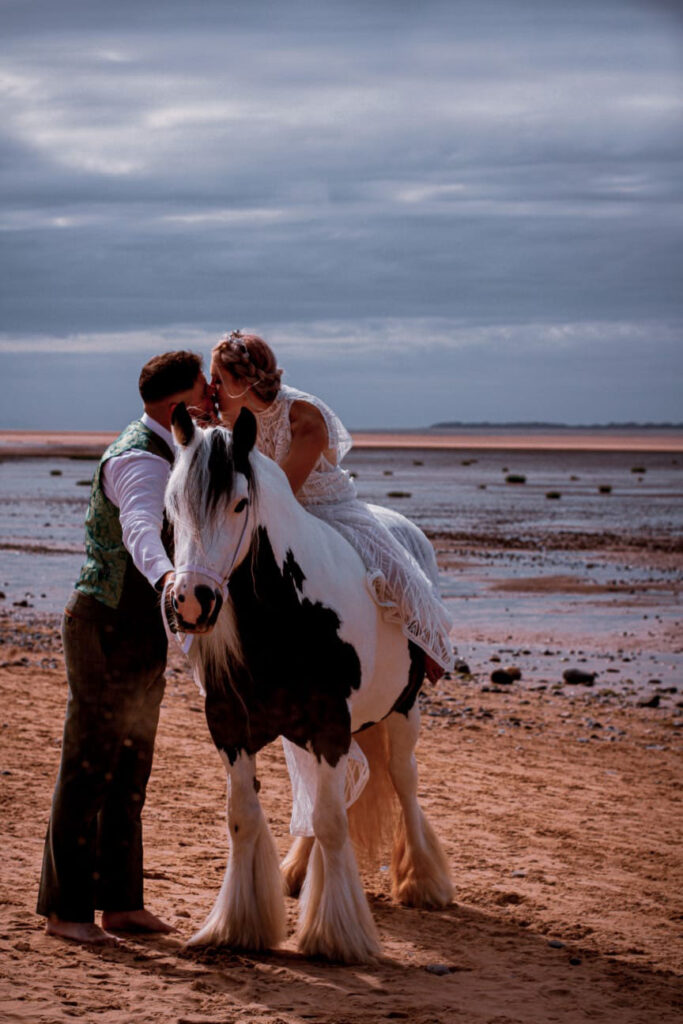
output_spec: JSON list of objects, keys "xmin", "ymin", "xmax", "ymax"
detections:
[{"xmin": 138, "ymin": 351, "xmax": 203, "ymax": 403}]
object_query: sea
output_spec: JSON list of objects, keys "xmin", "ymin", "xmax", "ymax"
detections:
[
  {"xmin": 1, "ymin": 434, "xmax": 682, "ymax": 692},
  {"xmin": 1, "ymin": 439, "xmax": 681, "ymax": 611}
]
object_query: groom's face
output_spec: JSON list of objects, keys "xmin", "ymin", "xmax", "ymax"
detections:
[{"xmin": 172, "ymin": 372, "xmax": 213, "ymax": 422}]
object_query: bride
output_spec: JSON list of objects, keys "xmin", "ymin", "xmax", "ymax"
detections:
[{"xmin": 209, "ymin": 330, "xmax": 454, "ymax": 681}]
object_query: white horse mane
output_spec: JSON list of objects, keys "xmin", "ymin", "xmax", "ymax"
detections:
[{"xmin": 165, "ymin": 423, "xmax": 268, "ymax": 690}]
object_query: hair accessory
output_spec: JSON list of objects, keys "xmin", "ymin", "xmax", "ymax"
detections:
[{"xmin": 228, "ymin": 329, "xmax": 248, "ymax": 357}]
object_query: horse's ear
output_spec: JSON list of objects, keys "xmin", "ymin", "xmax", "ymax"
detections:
[
  {"xmin": 232, "ymin": 407, "xmax": 257, "ymax": 474},
  {"xmin": 171, "ymin": 402, "xmax": 195, "ymax": 447}
]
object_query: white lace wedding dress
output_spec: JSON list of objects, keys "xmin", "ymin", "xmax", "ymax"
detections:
[{"xmin": 255, "ymin": 384, "xmax": 454, "ymax": 671}]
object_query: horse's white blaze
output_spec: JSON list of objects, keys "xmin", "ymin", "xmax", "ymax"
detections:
[{"xmin": 172, "ymin": 470, "xmax": 252, "ymax": 629}]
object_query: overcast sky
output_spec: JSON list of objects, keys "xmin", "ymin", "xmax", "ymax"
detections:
[{"xmin": 1, "ymin": 0, "xmax": 682, "ymax": 428}]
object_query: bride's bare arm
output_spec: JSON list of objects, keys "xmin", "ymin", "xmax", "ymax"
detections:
[{"xmin": 280, "ymin": 400, "xmax": 330, "ymax": 494}]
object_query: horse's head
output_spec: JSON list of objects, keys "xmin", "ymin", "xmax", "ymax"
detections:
[{"xmin": 165, "ymin": 404, "xmax": 257, "ymax": 633}]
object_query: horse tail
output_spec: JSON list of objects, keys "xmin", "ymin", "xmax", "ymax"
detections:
[{"xmin": 348, "ymin": 721, "xmax": 397, "ymax": 870}]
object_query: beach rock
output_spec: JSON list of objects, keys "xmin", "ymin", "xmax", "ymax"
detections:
[
  {"xmin": 505, "ymin": 473, "xmax": 526, "ymax": 484},
  {"xmin": 491, "ymin": 669, "xmax": 515, "ymax": 685},
  {"xmin": 454, "ymin": 659, "xmax": 471, "ymax": 675},
  {"xmin": 503, "ymin": 665, "xmax": 522, "ymax": 680},
  {"xmin": 563, "ymin": 668, "xmax": 595, "ymax": 686},
  {"xmin": 548, "ymin": 940, "xmax": 566, "ymax": 949},
  {"xmin": 637, "ymin": 694, "xmax": 660, "ymax": 708},
  {"xmin": 425, "ymin": 963, "xmax": 451, "ymax": 976}
]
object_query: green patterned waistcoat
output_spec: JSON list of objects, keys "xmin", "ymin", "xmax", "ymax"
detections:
[{"xmin": 75, "ymin": 420, "xmax": 174, "ymax": 614}]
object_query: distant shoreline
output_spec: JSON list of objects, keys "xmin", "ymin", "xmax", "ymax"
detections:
[{"xmin": 1, "ymin": 427, "xmax": 683, "ymax": 455}]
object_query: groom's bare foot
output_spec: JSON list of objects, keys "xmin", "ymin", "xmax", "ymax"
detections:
[
  {"xmin": 45, "ymin": 918, "xmax": 120, "ymax": 945},
  {"xmin": 101, "ymin": 909, "xmax": 175, "ymax": 934}
]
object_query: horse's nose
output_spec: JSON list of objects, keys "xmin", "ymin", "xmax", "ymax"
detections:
[
  {"xmin": 172, "ymin": 579, "xmax": 220, "ymax": 631},
  {"xmin": 194, "ymin": 584, "xmax": 216, "ymax": 619}
]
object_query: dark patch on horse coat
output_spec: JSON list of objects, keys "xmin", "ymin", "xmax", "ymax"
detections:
[
  {"xmin": 356, "ymin": 643, "xmax": 425, "ymax": 733},
  {"xmin": 393, "ymin": 642, "xmax": 425, "ymax": 716},
  {"xmin": 203, "ymin": 526, "xmax": 363, "ymax": 767},
  {"xmin": 283, "ymin": 550, "xmax": 305, "ymax": 594}
]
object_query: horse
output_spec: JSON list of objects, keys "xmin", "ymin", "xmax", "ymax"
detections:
[{"xmin": 164, "ymin": 403, "xmax": 453, "ymax": 963}]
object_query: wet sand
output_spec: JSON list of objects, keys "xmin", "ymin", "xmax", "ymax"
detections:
[
  {"xmin": 1, "ymin": 538, "xmax": 682, "ymax": 1024},
  {"xmin": 2, "ymin": 427, "xmax": 682, "ymax": 457}
]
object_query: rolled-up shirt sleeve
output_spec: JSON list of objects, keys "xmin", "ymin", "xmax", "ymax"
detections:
[{"xmin": 101, "ymin": 450, "xmax": 174, "ymax": 589}]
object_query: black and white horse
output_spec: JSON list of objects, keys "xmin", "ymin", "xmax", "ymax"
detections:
[{"xmin": 165, "ymin": 404, "xmax": 453, "ymax": 963}]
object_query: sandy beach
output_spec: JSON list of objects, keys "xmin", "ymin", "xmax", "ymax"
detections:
[
  {"xmin": 1, "ymin": 427, "xmax": 683, "ymax": 458},
  {"xmin": 1, "ymin": 527, "xmax": 681, "ymax": 1024}
]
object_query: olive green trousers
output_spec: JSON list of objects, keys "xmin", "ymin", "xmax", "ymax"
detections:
[{"xmin": 37, "ymin": 592, "xmax": 167, "ymax": 922}]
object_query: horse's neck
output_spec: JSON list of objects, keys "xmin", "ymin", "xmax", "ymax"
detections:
[{"xmin": 251, "ymin": 454, "xmax": 358, "ymax": 589}]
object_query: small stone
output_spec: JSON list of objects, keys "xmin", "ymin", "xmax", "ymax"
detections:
[
  {"xmin": 637, "ymin": 694, "xmax": 660, "ymax": 708},
  {"xmin": 491, "ymin": 669, "xmax": 515, "ymax": 685},
  {"xmin": 569, "ymin": 957, "xmax": 582, "ymax": 966},
  {"xmin": 503, "ymin": 665, "xmax": 522, "ymax": 680},
  {"xmin": 454, "ymin": 659, "xmax": 471, "ymax": 675},
  {"xmin": 563, "ymin": 668, "xmax": 595, "ymax": 686},
  {"xmin": 425, "ymin": 963, "xmax": 451, "ymax": 976},
  {"xmin": 548, "ymin": 939, "xmax": 566, "ymax": 949}
]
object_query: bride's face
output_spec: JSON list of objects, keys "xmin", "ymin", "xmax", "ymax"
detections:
[{"xmin": 210, "ymin": 353, "xmax": 251, "ymax": 422}]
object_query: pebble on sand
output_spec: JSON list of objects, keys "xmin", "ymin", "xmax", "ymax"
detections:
[
  {"xmin": 491, "ymin": 669, "xmax": 517, "ymax": 685},
  {"xmin": 563, "ymin": 668, "xmax": 596, "ymax": 686}
]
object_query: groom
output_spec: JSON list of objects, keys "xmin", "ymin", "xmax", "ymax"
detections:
[{"xmin": 37, "ymin": 351, "xmax": 212, "ymax": 944}]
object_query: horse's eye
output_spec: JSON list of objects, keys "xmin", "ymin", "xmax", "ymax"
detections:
[{"xmin": 234, "ymin": 498, "xmax": 248, "ymax": 514}]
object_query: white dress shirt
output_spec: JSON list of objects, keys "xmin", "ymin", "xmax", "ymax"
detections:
[{"xmin": 101, "ymin": 412, "xmax": 175, "ymax": 589}]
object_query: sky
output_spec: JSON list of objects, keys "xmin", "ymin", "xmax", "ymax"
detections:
[{"xmin": 1, "ymin": 0, "xmax": 682, "ymax": 429}]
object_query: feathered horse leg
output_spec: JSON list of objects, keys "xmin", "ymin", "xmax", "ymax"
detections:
[
  {"xmin": 187, "ymin": 750, "xmax": 286, "ymax": 950},
  {"xmin": 281, "ymin": 836, "xmax": 314, "ymax": 898},
  {"xmin": 386, "ymin": 705, "xmax": 453, "ymax": 909},
  {"xmin": 296, "ymin": 756, "xmax": 380, "ymax": 963}
]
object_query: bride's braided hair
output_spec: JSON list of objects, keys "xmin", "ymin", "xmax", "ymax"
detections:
[{"xmin": 213, "ymin": 330, "xmax": 283, "ymax": 403}]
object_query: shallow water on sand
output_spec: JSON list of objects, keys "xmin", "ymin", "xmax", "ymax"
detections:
[
  {"xmin": 1, "ymin": 449, "xmax": 681, "ymax": 695},
  {"xmin": 346, "ymin": 446, "xmax": 683, "ymax": 540}
]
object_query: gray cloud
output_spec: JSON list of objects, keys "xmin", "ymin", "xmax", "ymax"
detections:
[{"xmin": 1, "ymin": 0, "xmax": 682, "ymax": 426}]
